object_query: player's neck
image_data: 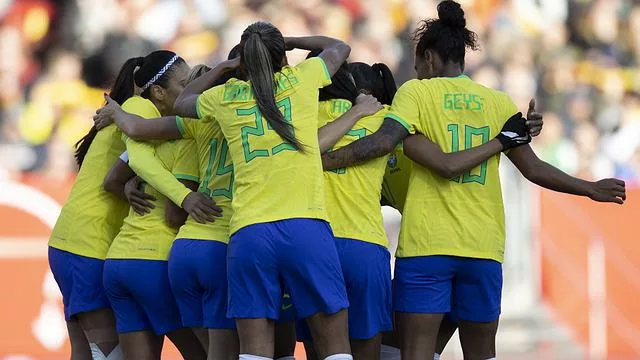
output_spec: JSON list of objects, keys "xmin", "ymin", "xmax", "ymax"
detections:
[{"xmin": 438, "ymin": 63, "xmax": 463, "ymax": 78}]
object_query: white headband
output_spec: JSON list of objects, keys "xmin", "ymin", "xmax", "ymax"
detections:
[{"xmin": 140, "ymin": 55, "xmax": 179, "ymax": 92}]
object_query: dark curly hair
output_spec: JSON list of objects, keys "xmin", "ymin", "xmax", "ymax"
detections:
[{"xmin": 413, "ymin": 1, "xmax": 479, "ymax": 67}]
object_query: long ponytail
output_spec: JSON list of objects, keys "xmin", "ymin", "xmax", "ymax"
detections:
[
  {"xmin": 74, "ymin": 57, "xmax": 144, "ymax": 167},
  {"xmin": 371, "ymin": 63, "xmax": 397, "ymax": 105},
  {"xmin": 241, "ymin": 22, "xmax": 302, "ymax": 150},
  {"xmin": 349, "ymin": 62, "xmax": 398, "ymax": 105}
]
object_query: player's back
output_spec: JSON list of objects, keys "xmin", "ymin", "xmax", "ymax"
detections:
[
  {"xmin": 175, "ymin": 117, "xmax": 233, "ymax": 243},
  {"xmin": 320, "ymin": 101, "xmax": 389, "ymax": 247},
  {"xmin": 196, "ymin": 57, "xmax": 332, "ymax": 234},
  {"xmin": 393, "ymin": 76, "xmax": 518, "ymax": 262},
  {"xmin": 49, "ymin": 125, "xmax": 129, "ymax": 259}
]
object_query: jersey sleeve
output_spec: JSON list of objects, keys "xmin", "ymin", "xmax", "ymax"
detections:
[
  {"xmin": 175, "ymin": 116, "xmax": 200, "ymax": 139},
  {"xmin": 296, "ymin": 57, "xmax": 332, "ymax": 89},
  {"xmin": 121, "ymin": 97, "xmax": 191, "ymax": 206},
  {"xmin": 196, "ymin": 86, "xmax": 221, "ymax": 122},
  {"xmin": 171, "ymin": 140, "xmax": 199, "ymax": 183},
  {"xmin": 387, "ymin": 80, "xmax": 421, "ymax": 135},
  {"xmin": 124, "ymin": 138, "xmax": 192, "ymax": 206}
]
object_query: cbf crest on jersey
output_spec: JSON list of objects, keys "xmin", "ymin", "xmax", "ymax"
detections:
[{"xmin": 387, "ymin": 154, "xmax": 397, "ymax": 168}]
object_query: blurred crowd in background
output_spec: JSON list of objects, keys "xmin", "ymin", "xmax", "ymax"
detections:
[{"xmin": 1, "ymin": 0, "xmax": 639, "ymax": 185}]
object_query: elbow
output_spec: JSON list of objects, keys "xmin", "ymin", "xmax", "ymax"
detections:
[
  {"xmin": 428, "ymin": 160, "xmax": 457, "ymax": 179},
  {"xmin": 516, "ymin": 161, "xmax": 539, "ymax": 183},
  {"xmin": 338, "ymin": 42, "xmax": 351, "ymax": 59},
  {"xmin": 522, "ymin": 168, "xmax": 540, "ymax": 183},
  {"xmin": 438, "ymin": 165, "xmax": 456, "ymax": 179}
]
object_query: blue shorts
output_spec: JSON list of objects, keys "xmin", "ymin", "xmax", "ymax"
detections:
[
  {"xmin": 48, "ymin": 247, "xmax": 111, "ymax": 320},
  {"xmin": 393, "ymin": 255, "xmax": 502, "ymax": 322},
  {"xmin": 298, "ymin": 238, "xmax": 392, "ymax": 340},
  {"xmin": 103, "ymin": 259, "xmax": 183, "ymax": 335},
  {"xmin": 227, "ymin": 218, "xmax": 348, "ymax": 320},
  {"xmin": 168, "ymin": 239, "xmax": 234, "ymax": 330}
]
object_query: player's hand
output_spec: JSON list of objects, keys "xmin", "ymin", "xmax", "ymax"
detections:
[
  {"xmin": 496, "ymin": 112, "xmax": 531, "ymax": 150},
  {"xmin": 125, "ymin": 176, "xmax": 156, "ymax": 215},
  {"xmin": 588, "ymin": 178, "xmax": 626, "ymax": 205},
  {"xmin": 353, "ymin": 94, "xmax": 383, "ymax": 117},
  {"xmin": 93, "ymin": 95, "xmax": 121, "ymax": 130},
  {"xmin": 182, "ymin": 191, "xmax": 223, "ymax": 223},
  {"xmin": 526, "ymin": 98, "xmax": 543, "ymax": 137}
]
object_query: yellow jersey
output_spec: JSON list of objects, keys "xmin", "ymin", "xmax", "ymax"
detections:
[
  {"xmin": 175, "ymin": 116, "xmax": 233, "ymax": 243},
  {"xmin": 48, "ymin": 125, "xmax": 129, "ymax": 259},
  {"xmin": 197, "ymin": 57, "xmax": 332, "ymax": 234},
  {"xmin": 381, "ymin": 145, "xmax": 412, "ymax": 213},
  {"xmin": 317, "ymin": 98, "xmax": 353, "ymax": 128},
  {"xmin": 122, "ymin": 97, "xmax": 192, "ymax": 207},
  {"xmin": 107, "ymin": 139, "xmax": 199, "ymax": 260},
  {"xmin": 387, "ymin": 76, "xmax": 518, "ymax": 262},
  {"xmin": 320, "ymin": 102, "xmax": 389, "ymax": 247}
]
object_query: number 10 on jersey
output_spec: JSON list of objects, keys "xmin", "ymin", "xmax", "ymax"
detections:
[{"xmin": 447, "ymin": 124, "xmax": 489, "ymax": 185}]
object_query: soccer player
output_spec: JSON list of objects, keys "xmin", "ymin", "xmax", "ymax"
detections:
[
  {"xmin": 48, "ymin": 51, "xmax": 215, "ymax": 360},
  {"xmin": 98, "ymin": 51, "xmax": 210, "ymax": 360},
  {"xmin": 320, "ymin": 1, "xmax": 626, "ymax": 359},
  {"xmin": 103, "ymin": 136, "xmax": 204, "ymax": 360},
  {"xmin": 173, "ymin": 23, "xmax": 354, "ymax": 360},
  {"xmin": 296, "ymin": 60, "xmax": 390, "ymax": 360},
  {"xmin": 47, "ymin": 57, "xmax": 142, "ymax": 360},
  {"xmin": 94, "ymin": 53, "xmax": 298, "ymax": 360}
]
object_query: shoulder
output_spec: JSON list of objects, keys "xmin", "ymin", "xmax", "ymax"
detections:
[
  {"xmin": 294, "ymin": 57, "xmax": 328, "ymax": 74},
  {"xmin": 121, "ymin": 96, "xmax": 160, "ymax": 118}
]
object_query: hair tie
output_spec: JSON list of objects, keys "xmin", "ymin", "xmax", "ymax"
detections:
[{"xmin": 140, "ymin": 55, "xmax": 179, "ymax": 92}]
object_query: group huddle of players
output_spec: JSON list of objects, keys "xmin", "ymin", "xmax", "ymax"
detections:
[{"xmin": 47, "ymin": 1, "xmax": 626, "ymax": 360}]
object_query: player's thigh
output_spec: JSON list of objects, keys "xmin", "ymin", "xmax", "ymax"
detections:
[
  {"xmin": 118, "ymin": 330, "xmax": 163, "ymax": 360},
  {"xmin": 395, "ymin": 312, "xmax": 443, "ymax": 360}
]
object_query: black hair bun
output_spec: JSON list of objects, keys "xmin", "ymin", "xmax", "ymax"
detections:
[{"xmin": 438, "ymin": 0, "xmax": 466, "ymax": 29}]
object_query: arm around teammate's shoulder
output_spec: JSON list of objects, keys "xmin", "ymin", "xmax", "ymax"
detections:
[
  {"xmin": 404, "ymin": 135, "xmax": 504, "ymax": 179},
  {"xmin": 321, "ymin": 118, "xmax": 407, "ymax": 170},
  {"xmin": 94, "ymin": 95, "xmax": 182, "ymax": 141},
  {"xmin": 173, "ymin": 58, "xmax": 240, "ymax": 118}
]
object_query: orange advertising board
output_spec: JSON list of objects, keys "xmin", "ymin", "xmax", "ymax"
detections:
[
  {"xmin": 0, "ymin": 176, "xmax": 306, "ymax": 358},
  {"xmin": 540, "ymin": 188, "xmax": 640, "ymax": 358}
]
